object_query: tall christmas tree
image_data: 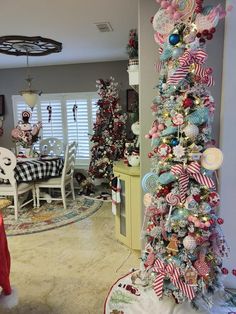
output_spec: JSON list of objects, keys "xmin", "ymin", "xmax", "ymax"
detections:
[
  {"xmin": 88, "ymin": 77, "xmax": 127, "ymax": 180},
  {"xmin": 141, "ymin": 0, "xmax": 229, "ymax": 310}
]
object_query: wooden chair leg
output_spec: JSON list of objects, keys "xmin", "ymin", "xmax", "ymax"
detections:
[
  {"xmin": 13, "ymin": 193, "xmax": 18, "ymax": 221},
  {"xmin": 36, "ymin": 186, "xmax": 40, "ymax": 208},
  {"xmin": 32, "ymin": 187, "xmax": 36, "ymax": 208},
  {"xmin": 61, "ymin": 186, "xmax": 67, "ymax": 210},
  {"xmin": 71, "ymin": 178, "xmax": 75, "ymax": 200}
]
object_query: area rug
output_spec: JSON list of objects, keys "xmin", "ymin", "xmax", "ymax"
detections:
[{"xmin": 2, "ymin": 196, "xmax": 103, "ymax": 236}]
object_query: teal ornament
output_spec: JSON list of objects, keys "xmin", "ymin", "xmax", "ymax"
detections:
[
  {"xmin": 188, "ymin": 253, "xmax": 197, "ymax": 262},
  {"xmin": 142, "ymin": 172, "xmax": 159, "ymax": 193},
  {"xmin": 170, "ymin": 138, "xmax": 179, "ymax": 146},
  {"xmin": 169, "ymin": 34, "xmax": 180, "ymax": 46},
  {"xmin": 160, "ymin": 43, "xmax": 173, "ymax": 61},
  {"xmin": 151, "ymin": 137, "xmax": 160, "ymax": 147},
  {"xmin": 158, "ymin": 171, "xmax": 176, "ymax": 185},
  {"xmin": 161, "ymin": 126, "xmax": 178, "ymax": 136},
  {"xmin": 202, "ymin": 5, "xmax": 214, "ymax": 15},
  {"xmin": 186, "ymin": 108, "xmax": 209, "ymax": 125},
  {"xmin": 202, "ymin": 202, "xmax": 212, "ymax": 213},
  {"xmin": 172, "ymin": 48, "xmax": 184, "ymax": 59}
]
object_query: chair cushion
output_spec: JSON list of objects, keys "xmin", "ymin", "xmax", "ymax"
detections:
[{"xmin": 0, "ymin": 183, "xmax": 33, "ymax": 193}]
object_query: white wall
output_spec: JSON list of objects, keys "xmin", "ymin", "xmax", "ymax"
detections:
[
  {"xmin": 220, "ymin": 1, "xmax": 236, "ymax": 289},
  {"xmin": 139, "ymin": 0, "xmax": 159, "ymax": 224}
]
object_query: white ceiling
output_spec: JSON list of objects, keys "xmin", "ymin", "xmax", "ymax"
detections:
[{"xmin": 0, "ymin": 0, "xmax": 138, "ymax": 69}]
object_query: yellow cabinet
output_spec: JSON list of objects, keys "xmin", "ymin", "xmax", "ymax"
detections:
[{"xmin": 113, "ymin": 161, "xmax": 141, "ymax": 250}]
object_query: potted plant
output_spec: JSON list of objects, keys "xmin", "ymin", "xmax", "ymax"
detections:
[
  {"xmin": 127, "ymin": 29, "xmax": 139, "ymax": 85},
  {"xmin": 127, "ymin": 29, "xmax": 138, "ymax": 67}
]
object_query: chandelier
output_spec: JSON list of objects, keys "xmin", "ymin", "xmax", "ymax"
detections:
[{"xmin": 0, "ymin": 35, "xmax": 62, "ymax": 109}]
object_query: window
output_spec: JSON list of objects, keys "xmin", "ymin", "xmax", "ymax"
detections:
[{"xmin": 12, "ymin": 92, "xmax": 98, "ymax": 168}]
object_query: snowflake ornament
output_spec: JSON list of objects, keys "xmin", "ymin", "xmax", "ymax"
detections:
[{"xmin": 173, "ymin": 144, "xmax": 185, "ymax": 158}]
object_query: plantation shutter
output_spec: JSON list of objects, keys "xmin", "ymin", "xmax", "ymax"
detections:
[{"xmin": 12, "ymin": 92, "xmax": 98, "ymax": 168}]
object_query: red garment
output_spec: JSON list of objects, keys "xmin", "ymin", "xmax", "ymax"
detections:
[{"xmin": 0, "ymin": 215, "xmax": 11, "ymax": 295}]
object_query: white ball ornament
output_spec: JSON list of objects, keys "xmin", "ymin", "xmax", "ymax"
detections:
[
  {"xmin": 183, "ymin": 124, "xmax": 199, "ymax": 139},
  {"xmin": 183, "ymin": 235, "xmax": 197, "ymax": 251}
]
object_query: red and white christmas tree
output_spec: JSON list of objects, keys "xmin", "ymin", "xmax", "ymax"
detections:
[
  {"xmin": 141, "ymin": 0, "xmax": 230, "ymax": 311},
  {"xmin": 88, "ymin": 77, "xmax": 127, "ymax": 180}
]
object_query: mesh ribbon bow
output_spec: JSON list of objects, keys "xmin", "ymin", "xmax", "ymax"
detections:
[
  {"xmin": 171, "ymin": 162, "xmax": 215, "ymax": 202},
  {"xmin": 153, "ymin": 259, "xmax": 195, "ymax": 300}
]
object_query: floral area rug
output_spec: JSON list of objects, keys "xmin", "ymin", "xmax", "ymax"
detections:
[{"xmin": 2, "ymin": 196, "xmax": 102, "ymax": 236}]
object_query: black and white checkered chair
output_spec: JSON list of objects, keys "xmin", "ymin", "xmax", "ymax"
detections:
[
  {"xmin": 0, "ymin": 147, "xmax": 36, "ymax": 220},
  {"xmin": 35, "ymin": 142, "xmax": 77, "ymax": 209}
]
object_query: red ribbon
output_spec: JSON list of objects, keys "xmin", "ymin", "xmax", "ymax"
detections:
[
  {"xmin": 171, "ymin": 162, "xmax": 215, "ymax": 202},
  {"xmin": 153, "ymin": 259, "xmax": 195, "ymax": 300}
]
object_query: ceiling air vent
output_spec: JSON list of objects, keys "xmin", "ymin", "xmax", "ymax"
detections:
[{"xmin": 94, "ymin": 22, "xmax": 113, "ymax": 33}]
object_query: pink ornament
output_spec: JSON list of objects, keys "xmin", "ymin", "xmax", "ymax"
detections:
[
  {"xmin": 205, "ymin": 221, "xmax": 211, "ymax": 228},
  {"xmin": 172, "ymin": 113, "xmax": 184, "ymax": 126},
  {"xmin": 158, "ymin": 123, "xmax": 165, "ymax": 131},
  {"xmin": 194, "ymin": 220, "xmax": 201, "ymax": 228},
  {"xmin": 173, "ymin": 11, "xmax": 182, "ymax": 20},
  {"xmin": 145, "ymin": 134, "xmax": 151, "ymax": 139},
  {"xmin": 152, "ymin": 132, "xmax": 160, "ymax": 138},
  {"xmin": 194, "ymin": 258, "xmax": 210, "ymax": 277},
  {"xmin": 166, "ymin": 5, "xmax": 174, "ymax": 14},
  {"xmin": 156, "ymin": 0, "xmax": 162, "ymax": 3},
  {"xmin": 166, "ymin": 193, "xmax": 180, "ymax": 206},
  {"xmin": 227, "ymin": 4, "xmax": 233, "ymax": 12},
  {"xmin": 161, "ymin": 0, "xmax": 169, "ymax": 9}
]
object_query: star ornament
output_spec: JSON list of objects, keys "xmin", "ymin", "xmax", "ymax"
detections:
[{"xmin": 173, "ymin": 144, "xmax": 185, "ymax": 158}]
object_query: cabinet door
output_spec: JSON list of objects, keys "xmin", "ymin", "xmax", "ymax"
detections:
[{"xmin": 114, "ymin": 172, "xmax": 131, "ymax": 247}]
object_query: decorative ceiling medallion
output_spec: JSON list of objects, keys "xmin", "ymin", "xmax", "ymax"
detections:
[{"xmin": 0, "ymin": 35, "xmax": 62, "ymax": 56}]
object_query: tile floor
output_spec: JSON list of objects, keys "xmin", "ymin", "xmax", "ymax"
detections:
[{"xmin": 1, "ymin": 202, "xmax": 140, "ymax": 314}]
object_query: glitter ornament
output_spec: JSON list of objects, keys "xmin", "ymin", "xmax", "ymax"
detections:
[
  {"xmin": 183, "ymin": 124, "xmax": 199, "ymax": 138},
  {"xmin": 170, "ymin": 138, "xmax": 179, "ymax": 146},
  {"xmin": 173, "ymin": 144, "xmax": 185, "ymax": 158},
  {"xmin": 169, "ymin": 33, "xmax": 181, "ymax": 45},
  {"xmin": 183, "ymin": 235, "xmax": 197, "ymax": 251},
  {"xmin": 183, "ymin": 97, "xmax": 194, "ymax": 108}
]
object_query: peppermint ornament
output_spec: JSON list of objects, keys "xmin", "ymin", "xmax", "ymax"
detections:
[
  {"xmin": 166, "ymin": 192, "xmax": 180, "ymax": 206},
  {"xmin": 194, "ymin": 256, "xmax": 210, "ymax": 277},
  {"xmin": 172, "ymin": 113, "xmax": 184, "ymax": 126},
  {"xmin": 157, "ymin": 143, "xmax": 171, "ymax": 158}
]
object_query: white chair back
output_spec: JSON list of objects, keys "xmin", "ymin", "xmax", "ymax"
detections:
[
  {"xmin": 40, "ymin": 137, "xmax": 63, "ymax": 156},
  {"xmin": 0, "ymin": 147, "xmax": 17, "ymax": 185},
  {"xmin": 62, "ymin": 142, "xmax": 77, "ymax": 182}
]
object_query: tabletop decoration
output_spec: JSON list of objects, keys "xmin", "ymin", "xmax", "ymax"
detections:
[{"xmin": 11, "ymin": 110, "xmax": 42, "ymax": 155}]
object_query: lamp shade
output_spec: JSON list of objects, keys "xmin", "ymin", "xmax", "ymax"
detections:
[{"xmin": 21, "ymin": 92, "xmax": 39, "ymax": 109}]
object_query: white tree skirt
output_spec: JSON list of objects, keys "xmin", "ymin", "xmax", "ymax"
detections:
[{"xmin": 104, "ymin": 272, "xmax": 235, "ymax": 314}]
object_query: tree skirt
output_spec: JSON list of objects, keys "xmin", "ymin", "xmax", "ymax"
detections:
[
  {"xmin": 2, "ymin": 196, "xmax": 102, "ymax": 236},
  {"xmin": 104, "ymin": 271, "xmax": 236, "ymax": 314}
]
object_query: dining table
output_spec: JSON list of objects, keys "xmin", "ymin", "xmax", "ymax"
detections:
[{"xmin": 14, "ymin": 156, "xmax": 64, "ymax": 182}]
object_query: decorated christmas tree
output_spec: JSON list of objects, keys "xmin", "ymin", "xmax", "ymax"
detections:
[
  {"xmin": 88, "ymin": 77, "xmax": 127, "ymax": 180},
  {"xmin": 140, "ymin": 0, "xmax": 230, "ymax": 311}
]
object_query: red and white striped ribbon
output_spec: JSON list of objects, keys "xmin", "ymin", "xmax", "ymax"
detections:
[
  {"xmin": 171, "ymin": 162, "xmax": 215, "ymax": 202},
  {"xmin": 167, "ymin": 65, "xmax": 189, "ymax": 85},
  {"xmin": 153, "ymin": 259, "xmax": 195, "ymax": 300},
  {"xmin": 179, "ymin": 49, "xmax": 208, "ymax": 67},
  {"xmin": 194, "ymin": 64, "xmax": 215, "ymax": 87}
]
